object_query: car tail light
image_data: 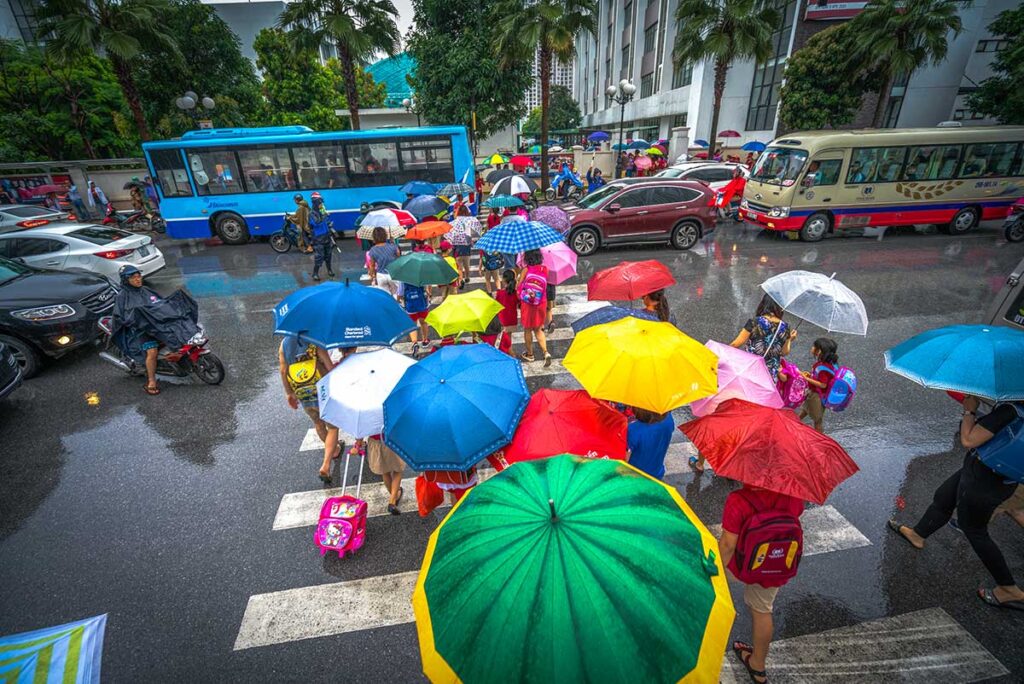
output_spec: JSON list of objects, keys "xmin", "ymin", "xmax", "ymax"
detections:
[
  {"xmin": 16, "ymin": 219, "xmax": 50, "ymax": 228},
  {"xmin": 94, "ymin": 248, "xmax": 135, "ymax": 259}
]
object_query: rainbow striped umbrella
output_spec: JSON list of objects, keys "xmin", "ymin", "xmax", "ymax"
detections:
[{"xmin": 0, "ymin": 615, "xmax": 107, "ymax": 683}]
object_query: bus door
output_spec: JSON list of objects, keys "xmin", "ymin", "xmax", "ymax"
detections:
[{"xmin": 792, "ymin": 149, "xmax": 847, "ymax": 220}]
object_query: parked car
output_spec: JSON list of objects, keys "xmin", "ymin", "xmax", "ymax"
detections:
[
  {"xmin": 654, "ymin": 162, "xmax": 749, "ymax": 192},
  {"xmin": 0, "ymin": 204, "xmax": 70, "ymax": 231},
  {"xmin": 0, "ymin": 224, "xmax": 164, "ymax": 279},
  {"xmin": 0, "ymin": 256, "xmax": 117, "ymax": 377},
  {"xmin": 564, "ymin": 178, "xmax": 717, "ymax": 256},
  {"xmin": 0, "ymin": 342, "xmax": 21, "ymax": 399}
]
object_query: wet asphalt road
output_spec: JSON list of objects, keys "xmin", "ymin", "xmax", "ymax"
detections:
[{"xmin": 1, "ymin": 220, "xmax": 1022, "ymax": 682}]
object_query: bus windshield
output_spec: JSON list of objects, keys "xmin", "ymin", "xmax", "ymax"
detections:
[{"xmin": 750, "ymin": 147, "xmax": 808, "ymax": 186}]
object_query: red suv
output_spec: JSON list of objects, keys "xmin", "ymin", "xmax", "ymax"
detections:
[{"xmin": 564, "ymin": 179, "xmax": 716, "ymax": 256}]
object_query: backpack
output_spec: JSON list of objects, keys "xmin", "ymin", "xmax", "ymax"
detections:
[
  {"xmin": 518, "ymin": 268, "xmax": 547, "ymax": 307},
  {"xmin": 483, "ymin": 251, "xmax": 504, "ymax": 272},
  {"xmin": 314, "ymin": 448, "xmax": 367, "ymax": 558},
  {"xmin": 819, "ymin": 365, "xmax": 857, "ymax": 411},
  {"xmin": 976, "ymin": 404, "xmax": 1024, "ymax": 483},
  {"xmin": 777, "ymin": 358, "xmax": 808, "ymax": 409},
  {"xmin": 404, "ymin": 284, "xmax": 428, "ymax": 314},
  {"xmin": 732, "ymin": 490, "xmax": 803, "ymax": 587}
]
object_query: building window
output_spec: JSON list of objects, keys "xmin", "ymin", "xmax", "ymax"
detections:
[
  {"xmin": 745, "ymin": 0, "xmax": 796, "ymax": 131},
  {"xmin": 672, "ymin": 113, "xmax": 688, "ymax": 128},
  {"xmin": 624, "ymin": 1, "xmax": 632, "ymax": 28},
  {"xmin": 9, "ymin": 0, "xmax": 42, "ymax": 42},
  {"xmin": 976, "ymin": 39, "xmax": 1008, "ymax": 53},
  {"xmin": 672, "ymin": 62, "xmax": 692, "ymax": 88},
  {"xmin": 621, "ymin": 45, "xmax": 630, "ymax": 78},
  {"xmin": 882, "ymin": 96, "xmax": 903, "ymax": 128},
  {"xmin": 640, "ymin": 73, "xmax": 654, "ymax": 98},
  {"xmin": 644, "ymin": 25, "xmax": 657, "ymax": 53},
  {"xmin": 952, "ymin": 108, "xmax": 985, "ymax": 121}
]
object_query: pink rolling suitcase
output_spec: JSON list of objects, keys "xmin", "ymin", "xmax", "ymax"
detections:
[{"xmin": 314, "ymin": 446, "xmax": 367, "ymax": 558}]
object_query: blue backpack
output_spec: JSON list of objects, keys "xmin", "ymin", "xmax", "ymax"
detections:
[
  {"xmin": 404, "ymin": 285, "xmax": 428, "ymax": 314},
  {"xmin": 483, "ymin": 252, "xmax": 504, "ymax": 272},
  {"xmin": 977, "ymin": 404, "xmax": 1024, "ymax": 483},
  {"xmin": 819, "ymin": 365, "xmax": 857, "ymax": 412}
]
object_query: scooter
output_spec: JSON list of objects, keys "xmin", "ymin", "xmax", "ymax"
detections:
[
  {"xmin": 96, "ymin": 317, "xmax": 225, "ymax": 385},
  {"xmin": 270, "ymin": 215, "xmax": 304, "ymax": 253},
  {"xmin": 545, "ymin": 165, "xmax": 585, "ymax": 202},
  {"xmin": 1003, "ymin": 197, "xmax": 1024, "ymax": 243},
  {"xmin": 103, "ymin": 202, "xmax": 166, "ymax": 233}
]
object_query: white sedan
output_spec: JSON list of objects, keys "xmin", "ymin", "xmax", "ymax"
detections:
[
  {"xmin": 0, "ymin": 223, "xmax": 164, "ymax": 279},
  {"xmin": 655, "ymin": 162, "xmax": 749, "ymax": 192},
  {"xmin": 0, "ymin": 204, "xmax": 70, "ymax": 230}
]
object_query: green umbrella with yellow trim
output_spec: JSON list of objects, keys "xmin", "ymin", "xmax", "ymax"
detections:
[{"xmin": 412, "ymin": 455, "xmax": 734, "ymax": 684}]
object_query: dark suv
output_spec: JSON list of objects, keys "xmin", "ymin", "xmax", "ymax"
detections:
[{"xmin": 564, "ymin": 179, "xmax": 716, "ymax": 256}]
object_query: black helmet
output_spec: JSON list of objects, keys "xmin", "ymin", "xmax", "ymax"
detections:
[
  {"xmin": 293, "ymin": 193, "xmax": 303, "ymax": 203},
  {"xmin": 118, "ymin": 264, "xmax": 141, "ymax": 284}
]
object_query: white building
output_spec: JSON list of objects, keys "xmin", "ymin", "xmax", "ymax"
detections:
[
  {"xmin": 573, "ymin": 0, "xmax": 1016, "ymax": 149},
  {"xmin": 525, "ymin": 47, "xmax": 575, "ymax": 112}
]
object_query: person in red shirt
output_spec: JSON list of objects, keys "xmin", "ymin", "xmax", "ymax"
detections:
[
  {"xmin": 718, "ymin": 485, "xmax": 805, "ymax": 684},
  {"xmin": 494, "ymin": 269, "xmax": 519, "ymax": 356},
  {"xmin": 799, "ymin": 338, "xmax": 838, "ymax": 433}
]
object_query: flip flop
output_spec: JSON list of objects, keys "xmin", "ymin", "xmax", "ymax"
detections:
[
  {"xmin": 977, "ymin": 588, "xmax": 1024, "ymax": 612},
  {"xmin": 144, "ymin": 384, "xmax": 160, "ymax": 395},
  {"xmin": 732, "ymin": 641, "xmax": 767, "ymax": 683},
  {"xmin": 887, "ymin": 519, "xmax": 920, "ymax": 549},
  {"xmin": 688, "ymin": 456, "xmax": 705, "ymax": 472}
]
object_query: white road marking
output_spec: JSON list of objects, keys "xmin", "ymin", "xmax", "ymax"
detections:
[
  {"xmin": 706, "ymin": 505, "xmax": 870, "ymax": 557},
  {"xmin": 299, "ymin": 428, "xmax": 355, "ymax": 452},
  {"xmin": 718, "ymin": 608, "xmax": 1008, "ymax": 683}
]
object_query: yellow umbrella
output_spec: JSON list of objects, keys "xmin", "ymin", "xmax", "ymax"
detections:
[
  {"xmin": 563, "ymin": 317, "xmax": 718, "ymax": 414},
  {"xmin": 426, "ymin": 290, "xmax": 503, "ymax": 338}
]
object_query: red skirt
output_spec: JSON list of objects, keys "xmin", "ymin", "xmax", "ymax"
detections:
[{"xmin": 520, "ymin": 302, "xmax": 545, "ymax": 329}]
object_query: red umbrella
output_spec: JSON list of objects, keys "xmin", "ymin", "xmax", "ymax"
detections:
[
  {"xmin": 587, "ymin": 260, "xmax": 677, "ymax": 301},
  {"xmin": 718, "ymin": 130, "xmax": 741, "ymax": 138},
  {"xmin": 509, "ymin": 155, "xmax": 533, "ymax": 168},
  {"xmin": 678, "ymin": 399, "xmax": 859, "ymax": 505},
  {"xmin": 502, "ymin": 389, "xmax": 627, "ymax": 464},
  {"xmin": 32, "ymin": 184, "xmax": 65, "ymax": 195}
]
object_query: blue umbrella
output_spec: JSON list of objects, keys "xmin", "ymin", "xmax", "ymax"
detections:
[
  {"xmin": 627, "ymin": 140, "xmax": 650, "ymax": 150},
  {"xmin": 274, "ymin": 281, "xmax": 415, "ymax": 349},
  {"xmin": 486, "ymin": 195, "xmax": 525, "ymax": 209},
  {"xmin": 400, "ymin": 180, "xmax": 438, "ymax": 196},
  {"xmin": 383, "ymin": 345, "xmax": 529, "ymax": 470},
  {"xmin": 570, "ymin": 305, "xmax": 660, "ymax": 334},
  {"xmin": 475, "ymin": 219, "xmax": 563, "ymax": 254},
  {"xmin": 404, "ymin": 194, "xmax": 449, "ymax": 220},
  {"xmin": 0, "ymin": 615, "xmax": 107, "ymax": 683},
  {"xmin": 612, "ymin": 143, "xmax": 629, "ymax": 151},
  {"xmin": 588, "ymin": 131, "xmax": 610, "ymax": 142},
  {"xmin": 742, "ymin": 141, "xmax": 766, "ymax": 152},
  {"xmin": 884, "ymin": 324, "xmax": 1024, "ymax": 401},
  {"xmin": 693, "ymin": 139, "xmax": 710, "ymax": 148}
]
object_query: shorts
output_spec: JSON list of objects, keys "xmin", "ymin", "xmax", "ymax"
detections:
[
  {"xmin": 408, "ymin": 310, "xmax": 429, "ymax": 322},
  {"xmin": 453, "ymin": 244, "xmax": 471, "ymax": 257},
  {"xmin": 743, "ymin": 583, "xmax": 780, "ymax": 614},
  {"xmin": 803, "ymin": 392, "xmax": 825, "ymax": 423},
  {"xmin": 140, "ymin": 338, "xmax": 159, "ymax": 351},
  {"xmin": 546, "ymin": 283, "xmax": 556, "ymax": 302}
]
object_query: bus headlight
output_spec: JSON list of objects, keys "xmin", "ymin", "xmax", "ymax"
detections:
[
  {"xmin": 769, "ymin": 206, "xmax": 790, "ymax": 218},
  {"xmin": 740, "ymin": 199, "xmax": 749, "ymax": 209}
]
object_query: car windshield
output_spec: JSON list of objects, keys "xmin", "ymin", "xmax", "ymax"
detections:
[
  {"xmin": 0, "ymin": 256, "xmax": 33, "ymax": 285},
  {"xmin": 656, "ymin": 168, "xmax": 685, "ymax": 178},
  {"xmin": 750, "ymin": 147, "xmax": 809, "ymax": 186},
  {"xmin": 575, "ymin": 183, "xmax": 622, "ymax": 209},
  {"xmin": 69, "ymin": 227, "xmax": 132, "ymax": 245},
  {"xmin": 3, "ymin": 206, "xmax": 55, "ymax": 218}
]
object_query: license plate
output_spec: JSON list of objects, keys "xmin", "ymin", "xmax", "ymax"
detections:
[{"xmin": 137, "ymin": 246, "xmax": 149, "ymax": 257}]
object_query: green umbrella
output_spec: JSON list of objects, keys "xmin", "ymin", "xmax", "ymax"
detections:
[
  {"xmin": 388, "ymin": 252, "xmax": 459, "ymax": 287},
  {"xmin": 413, "ymin": 455, "xmax": 734, "ymax": 684}
]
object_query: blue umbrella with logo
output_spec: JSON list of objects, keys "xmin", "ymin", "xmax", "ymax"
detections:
[
  {"xmin": 475, "ymin": 219, "xmax": 563, "ymax": 254},
  {"xmin": 741, "ymin": 141, "xmax": 766, "ymax": 152},
  {"xmin": 404, "ymin": 194, "xmax": 450, "ymax": 220},
  {"xmin": 400, "ymin": 180, "xmax": 438, "ymax": 196},
  {"xmin": 383, "ymin": 345, "xmax": 529, "ymax": 470},
  {"xmin": 274, "ymin": 281, "xmax": 415, "ymax": 349},
  {"xmin": 570, "ymin": 305, "xmax": 660, "ymax": 334}
]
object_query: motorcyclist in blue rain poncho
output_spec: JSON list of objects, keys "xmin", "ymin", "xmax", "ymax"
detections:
[{"xmin": 551, "ymin": 162, "xmax": 584, "ymax": 200}]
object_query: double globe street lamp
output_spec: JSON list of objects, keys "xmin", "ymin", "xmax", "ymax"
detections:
[
  {"xmin": 175, "ymin": 91, "xmax": 216, "ymax": 128},
  {"xmin": 606, "ymin": 79, "xmax": 636, "ymax": 178}
]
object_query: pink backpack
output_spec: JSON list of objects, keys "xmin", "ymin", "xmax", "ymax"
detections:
[
  {"xmin": 518, "ymin": 268, "xmax": 547, "ymax": 306},
  {"xmin": 314, "ymin": 448, "xmax": 367, "ymax": 558},
  {"xmin": 777, "ymin": 358, "xmax": 807, "ymax": 409}
]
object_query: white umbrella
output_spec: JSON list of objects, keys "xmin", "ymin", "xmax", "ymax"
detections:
[
  {"xmin": 316, "ymin": 348, "xmax": 416, "ymax": 438},
  {"xmin": 760, "ymin": 270, "xmax": 868, "ymax": 335},
  {"xmin": 491, "ymin": 175, "xmax": 537, "ymax": 196},
  {"xmin": 356, "ymin": 209, "xmax": 410, "ymax": 240}
]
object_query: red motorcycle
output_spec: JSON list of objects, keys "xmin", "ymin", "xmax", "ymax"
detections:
[
  {"xmin": 96, "ymin": 316, "xmax": 225, "ymax": 385},
  {"xmin": 1004, "ymin": 197, "xmax": 1024, "ymax": 243},
  {"xmin": 102, "ymin": 202, "xmax": 166, "ymax": 234}
]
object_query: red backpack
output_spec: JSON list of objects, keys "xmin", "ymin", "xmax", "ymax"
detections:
[{"xmin": 732, "ymin": 490, "xmax": 803, "ymax": 587}]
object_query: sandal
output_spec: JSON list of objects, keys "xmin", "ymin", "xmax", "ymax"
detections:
[
  {"xmin": 886, "ymin": 519, "xmax": 921, "ymax": 549},
  {"xmin": 544, "ymin": 353, "xmax": 552, "ymax": 368},
  {"xmin": 688, "ymin": 456, "xmax": 705, "ymax": 472},
  {"xmin": 396, "ymin": 486, "xmax": 404, "ymax": 505},
  {"xmin": 318, "ymin": 470, "xmax": 332, "ymax": 484},
  {"xmin": 144, "ymin": 383, "xmax": 160, "ymax": 396},
  {"xmin": 732, "ymin": 641, "xmax": 767, "ymax": 683},
  {"xmin": 977, "ymin": 588, "xmax": 1024, "ymax": 611},
  {"xmin": 520, "ymin": 353, "xmax": 535, "ymax": 363}
]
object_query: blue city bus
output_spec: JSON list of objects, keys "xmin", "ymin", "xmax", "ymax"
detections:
[{"xmin": 141, "ymin": 125, "xmax": 475, "ymax": 244}]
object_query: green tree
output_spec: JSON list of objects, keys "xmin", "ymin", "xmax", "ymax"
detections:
[
  {"xmin": 967, "ymin": 6, "xmax": 1024, "ymax": 124},
  {"xmin": 522, "ymin": 85, "xmax": 580, "ymax": 135},
  {"xmin": 673, "ymin": 0, "xmax": 779, "ymax": 146},
  {"xmin": 407, "ymin": 0, "xmax": 533, "ymax": 143},
  {"xmin": 35, "ymin": 0, "xmax": 179, "ymax": 140},
  {"xmin": 278, "ymin": 0, "xmax": 401, "ymax": 130},
  {"xmin": 847, "ymin": 0, "xmax": 963, "ymax": 128},
  {"xmin": 494, "ymin": 0, "xmax": 597, "ymax": 190}
]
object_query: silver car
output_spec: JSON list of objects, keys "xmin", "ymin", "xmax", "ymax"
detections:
[
  {"xmin": 0, "ymin": 204, "xmax": 70, "ymax": 230},
  {"xmin": 655, "ymin": 162, "xmax": 749, "ymax": 192},
  {"xmin": 0, "ymin": 223, "xmax": 165, "ymax": 279}
]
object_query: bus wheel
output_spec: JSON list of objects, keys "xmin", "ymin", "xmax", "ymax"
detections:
[
  {"xmin": 945, "ymin": 207, "xmax": 979, "ymax": 235},
  {"xmin": 799, "ymin": 213, "xmax": 830, "ymax": 242},
  {"xmin": 215, "ymin": 212, "xmax": 250, "ymax": 245}
]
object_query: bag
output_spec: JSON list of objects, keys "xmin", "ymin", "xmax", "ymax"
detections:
[
  {"xmin": 483, "ymin": 251, "xmax": 504, "ymax": 271},
  {"xmin": 518, "ymin": 269, "xmax": 547, "ymax": 307},
  {"xmin": 404, "ymin": 284, "xmax": 428, "ymax": 314},
  {"xmin": 287, "ymin": 351, "xmax": 322, "ymax": 405},
  {"xmin": 416, "ymin": 474, "xmax": 445, "ymax": 517},
  {"xmin": 820, "ymin": 366, "xmax": 857, "ymax": 411},
  {"xmin": 733, "ymin": 490, "xmax": 803, "ymax": 587},
  {"xmin": 314, "ymin": 449, "xmax": 367, "ymax": 558},
  {"xmin": 777, "ymin": 358, "xmax": 808, "ymax": 409},
  {"xmin": 976, "ymin": 404, "xmax": 1024, "ymax": 483}
]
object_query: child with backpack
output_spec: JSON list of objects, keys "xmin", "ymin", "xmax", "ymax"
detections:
[
  {"xmin": 480, "ymin": 249, "xmax": 505, "ymax": 296},
  {"xmin": 800, "ymin": 338, "xmax": 856, "ymax": 432},
  {"xmin": 494, "ymin": 269, "xmax": 519, "ymax": 356},
  {"xmin": 397, "ymin": 281, "xmax": 431, "ymax": 356},
  {"xmin": 516, "ymin": 249, "xmax": 551, "ymax": 366}
]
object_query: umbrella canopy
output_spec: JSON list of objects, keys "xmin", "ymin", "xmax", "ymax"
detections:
[
  {"xmin": 356, "ymin": 224, "xmax": 405, "ymax": 240},
  {"xmin": 486, "ymin": 168, "xmax": 517, "ymax": 183},
  {"xmin": 447, "ymin": 215, "xmax": 482, "ymax": 244},
  {"xmin": 564, "ymin": 317, "xmax": 718, "ymax": 414},
  {"xmin": 588, "ymin": 131, "xmax": 611, "ymax": 141},
  {"xmin": 527, "ymin": 145, "xmax": 541, "ymax": 154},
  {"xmin": 761, "ymin": 270, "xmax": 868, "ymax": 335},
  {"xmin": 503, "ymin": 389, "xmax": 627, "ymax": 463},
  {"xmin": 569, "ymin": 305, "xmax": 658, "ymax": 334},
  {"xmin": 405, "ymin": 220, "xmax": 452, "ymax": 240},
  {"xmin": 486, "ymin": 194, "xmax": 525, "ymax": 209},
  {"xmin": 742, "ymin": 141, "xmax": 766, "ymax": 152},
  {"xmin": 413, "ymin": 455, "xmax": 734, "ymax": 684},
  {"xmin": 627, "ymin": 139, "xmax": 650, "ymax": 149},
  {"xmin": 33, "ymin": 183, "xmax": 66, "ymax": 195},
  {"xmin": 357, "ymin": 209, "xmax": 416, "ymax": 240},
  {"xmin": 884, "ymin": 324, "xmax": 1024, "ymax": 401},
  {"xmin": 405, "ymin": 195, "xmax": 450, "ymax": 220},
  {"xmin": 517, "ymin": 241, "xmax": 577, "ymax": 284},
  {"xmin": 491, "ymin": 175, "xmax": 537, "ymax": 196},
  {"xmin": 588, "ymin": 260, "xmax": 676, "ymax": 301},
  {"xmin": 317, "ymin": 348, "xmax": 416, "ymax": 438},
  {"xmin": 680, "ymin": 399, "xmax": 859, "ymax": 505},
  {"xmin": 548, "ymin": 145, "xmax": 564, "ymax": 153},
  {"xmin": 690, "ymin": 340, "xmax": 785, "ymax": 417},
  {"xmin": 388, "ymin": 252, "xmax": 459, "ymax": 286},
  {"xmin": 718, "ymin": 130, "xmax": 741, "ymax": 138},
  {"xmin": 426, "ymin": 290, "xmax": 504, "ymax": 337},
  {"xmin": 612, "ymin": 143, "xmax": 629, "ymax": 151},
  {"xmin": 383, "ymin": 344, "xmax": 529, "ymax": 470},
  {"xmin": 634, "ymin": 155, "xmax": 653, "ymax": 170},
  {"xmin": 646, "ymin": 147, "xmax": 664, "ymax": 156},
  {"xmin": 693, "ymin": 139, "xmax": 709, "ymax": 148},
  {"xmin": 484, "ymin": 153, "xmax": 509, "ymax": 165},
  {"xmin": 653, "ymin": 143, "xmax": 668, "ymax": 153},
  {"xmin": 274, "ymin": 281, "xmax": 415, "ymax": 349},
  {"xmin": 437, "ymin": 182, "xmax": 474, "ymax": 197},
  {"xmin": 0, "ymin": 614, "xmax": 107, "ymax": 683},
  {"xmin": 475, "ymin": 219, "xmax": 564, "ymax": 254},
  {"xmin": 529, "ymin": 205, "xmax": 571, "ymax": 234},
  {"xmin": 400, "ymin": 181, "xmax": 438, "ymax": 196},
  {"xmin": 509, "ymin": 155, "xmax": 533, "ymax": 167}
]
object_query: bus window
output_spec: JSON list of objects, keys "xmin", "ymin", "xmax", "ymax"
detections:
[
  {"xmin": 188, "ymin": 149, "xmax": 244, "ymax": 196},
  {"xmin": 901, "ymin": 145, "xmax": 962, "ymax": 181},
  {"xmin": 346, "ymin": 141, "xmax": 400, "ymax": 187},
  {"xmin": 236, "ymin": 146, "xmax": 295, "ymax": 192},
  {"xmin": 960, "ymin": 142, "xmax": 1018, "ymax": 178},
  {"xmin": 805, "ymin": 159, "xmax": 842, "ymax": 186},
  {"xmin": 149, "ymin": 149, "xmax": 192, "ymax": 197},
  {"xmin": 290, "ymin": 143, "xmax": 346, "ymax": 189},
  {"xmin": 749, "ymin": 147, "xmax": 808, "ymax": 186},
  {"xmin": 399, "ymin": 138, "xmax": 454, "ymax": 183},
  {"xmin": 848, "ymin": 147, "xmax": 905, "ymax": 183}
]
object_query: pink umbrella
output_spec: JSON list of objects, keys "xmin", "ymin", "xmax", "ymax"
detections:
[
  {"xmin": 689, "ymin": 340, "xmax": 784, "ymax": 417},
  {"xmin": 718, "ymin": 130, "xmax": 741, "ymax": 138},
  {"xmin": 634, "ymin": 155, "xmax": 653, "ymax": 170},
  {"xmin": 517, "ymin": 241, "xmax": 577, "ymax": 284}
]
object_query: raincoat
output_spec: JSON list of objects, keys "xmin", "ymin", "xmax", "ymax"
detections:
[{"xmin": 112, "ymin": 287, "xmax": 200, "ymax": 363}]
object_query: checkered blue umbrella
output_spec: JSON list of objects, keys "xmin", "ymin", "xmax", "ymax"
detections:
[{"xmin": 474, "ymin": 219, "xmax": 564, "ymax": 254}]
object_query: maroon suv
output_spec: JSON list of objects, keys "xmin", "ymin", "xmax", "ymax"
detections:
[{"xmin": 564, "ymin": 178, "xmax": 716, "ymax": 256}]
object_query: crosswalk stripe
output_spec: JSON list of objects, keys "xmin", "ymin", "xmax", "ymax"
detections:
[
  {"xmin": 706, "ymin": 505, "xmax": 870, "ymax": 557},
  {"xmin": 718, "ymin": 608, "xmax": 1008, "ymax": 683}
]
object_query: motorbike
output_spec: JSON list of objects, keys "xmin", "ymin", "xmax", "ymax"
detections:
[
  {"xmin": 103, "ymin": 202, "xmax": 166, "ymax": 233},
  {"xmin": 545, "ymin": 166, "xmax": 585, "ymax": 203},
  {"xmin": 96, "ymin": 316, "xmax": 225, "ymax": 385},
  {"xmin": 270, "ymin": 215, "xmax": 304, "ymax": 253},
  {"xmin": 1004, "ymin": 197, "xmax": 1024, "ymax": 243}
]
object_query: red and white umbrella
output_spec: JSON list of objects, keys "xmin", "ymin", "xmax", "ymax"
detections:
[{"xmin": 356, "ymin": 208, "xmax": 416, "ymax": 240}]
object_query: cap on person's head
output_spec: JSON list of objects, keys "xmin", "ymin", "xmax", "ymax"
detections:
[
  {"xmin": 439, "ymin": 240, "xmax": 453, "ymax": 251},
  {"xmin": 293, "ymin": 193, "xmax": 303, "ymax": 202},
  {"xmin": 118, "ymin": 264, "xmax": 141, "ymax": 284},
  {"xmin": 311, "ymin": 191, "xmax": 322, "ymax": 200}
]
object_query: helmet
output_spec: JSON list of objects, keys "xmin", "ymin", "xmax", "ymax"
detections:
[
  {"xmin": 293, "ymin": 193, "xmax": 303, "ymax": 203},
  {"xmin": 311, "ymin": 191, "xmax": 323, "ymax": 201},
  {"xmin": 118, "ymin": 264, "xmax": 141, "ymax": 284}
]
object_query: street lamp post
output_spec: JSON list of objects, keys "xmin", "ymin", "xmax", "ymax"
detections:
[
  {"xmin": 175, "ymin": 91, "xmax": 215, "ymax": 129},
  {"xmin": 402, "ymin": 97, "xmax": 421, "ymax": 127},
  {"xmin": 606, "ymin": 80, "xmax": 636, "ymax": 179}
]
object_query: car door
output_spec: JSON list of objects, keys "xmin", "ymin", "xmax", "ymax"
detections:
[
  {"xmin": 601, "ymin": 188, "xmax": 660, "ymax": 240},
  {"xmin": 645, "ymin": 186, "xmax": 706, "ymax": 235},
  {"xmin": 7, "ymin": 237, "xmax": 70, "ymax": 270}
]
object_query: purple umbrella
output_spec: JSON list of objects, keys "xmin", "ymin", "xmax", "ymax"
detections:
[{"xmin": 530, "ymin": 205, "xmax": 571, "ymax": 235}]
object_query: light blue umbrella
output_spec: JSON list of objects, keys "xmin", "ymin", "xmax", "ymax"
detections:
[
  {"xmin": 884, "ymin": 324, "xmax": 1024, "ymax": 401},
  {"xmin": 742, "ymin": 141, "xmax": 766, "ymax": 152},
  {"xmin": 274, "ymin": 281, "xmax": 415, "ymax": 349},
  {"xmin": 612, "ymin": 143, "xmax": 629, "ymax": 151},
  {"xmin": 570, "ymin": 305, "xmax": 659, "ymax": 334},
  {"xmin": 0, "ymin": 615, "xmax": 107, "ymax": 683},
  {"xmin": 400, "ymin": 181, "xmax": 437, "ymax": 196},
  {"xmin": 693, "ymin": 139, "xmax": 710, "ymax": 148},
  {"xmin": 627, "ymin": 139, "xmax": 650, "ymax": 150},
  {"xmin": 474, "ymin": 219, "xmax": 563, "ymax": 254},
  {"xmin": 383, "ymin": 345, "xmax": 529, "ymax": 470},
  {"xmin": 486, "ymin": 195, "xmax": 525, "ymax": 209}
]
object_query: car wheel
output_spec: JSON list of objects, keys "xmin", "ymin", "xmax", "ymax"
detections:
[
  {"xmin": 671, "ymin": 221, "xmax": 700, "ymax": 250},
  {"xmin": 215, "ymin": 212, "xmax": 249, "ymax": 245},
  {"xmin": 569, "ymin": 227, "xmax": 600, "ymax": 256},
  {"xmin": 945, "ymin": 206, "xmax": 979, "ymax": 235},
  {"xmin": 0, "ymin": 334, "xmax": 39, "ymax": 378},
  {"xmin": 799, "ymin": 212, "xmax": 830, "ymax": 242}
]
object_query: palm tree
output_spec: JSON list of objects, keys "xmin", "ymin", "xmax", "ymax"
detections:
[
  {"xmin": 673, "ymin": 0, "xmax": 779, "ymax": 147},
  {"xmin": 847, "ymin": 0, "xmax": 963, "ymax": 128},
  {"xmin": 495, "ymin": 0, "xmax": 597, "ymax": 191},
  {"xmin": 34, "ymin": 0, "xmax": 177, "ymax": 141},
  {"xmin": 278, "ymin": 0, "xmax": 400, "ymax": 131}
]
